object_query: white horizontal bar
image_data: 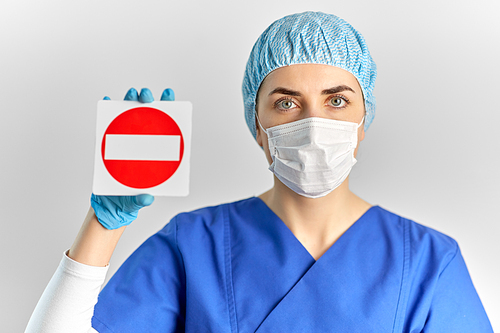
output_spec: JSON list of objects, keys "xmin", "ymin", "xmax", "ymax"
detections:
[{"xmin": 104, "ymin": 134, "xmax": 181, "ymax": 161}]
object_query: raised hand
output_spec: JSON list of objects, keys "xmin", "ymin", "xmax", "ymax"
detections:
[{"xmin": 92, "ymin": 87, "xmax": 175, "ymax": 230}]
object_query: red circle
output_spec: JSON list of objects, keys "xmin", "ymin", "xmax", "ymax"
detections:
[{"xmin": 101, "ymin": 107, "xmax": 184, "ymax": 189}]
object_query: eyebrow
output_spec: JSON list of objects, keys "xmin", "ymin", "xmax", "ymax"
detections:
[
  {"xmin": 321, "ymin": 85, "xmax": 355, "ymax": 95},
  {"xmin": 268, "ymin": 85, "xmax": 355, "ymax": 96}
]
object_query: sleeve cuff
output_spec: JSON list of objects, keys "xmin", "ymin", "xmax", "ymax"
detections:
[{"xmin": 62, "ymin": 250, "xmax": 109, "ymax": 281}]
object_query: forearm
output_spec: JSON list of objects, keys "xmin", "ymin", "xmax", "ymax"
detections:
[{"xmin": 68, "ymin": 207, "xmax": 126, "ymax": 267}]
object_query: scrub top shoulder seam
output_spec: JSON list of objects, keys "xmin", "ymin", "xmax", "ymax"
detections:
[
  {"xmin": 223, "ymin": 203, "xmax": 239, "ymax": 333},
  {"xmin": 392, "ymin": 217, "xmax": 411, "ymax": 333}
]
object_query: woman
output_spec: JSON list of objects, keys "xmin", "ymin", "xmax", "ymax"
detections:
[{"xmin": 26, "ymin": 11, "xmax": 493, "ymax": 332}]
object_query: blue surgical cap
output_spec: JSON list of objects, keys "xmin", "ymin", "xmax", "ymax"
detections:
[{"xmin": 242, "ymin": 11, "xmax": 377, "ymax": 139}]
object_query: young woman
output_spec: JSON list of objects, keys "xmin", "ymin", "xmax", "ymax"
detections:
[{"xmin": 26, "ymin": 11, "xmax": 493, "ymax": 332}]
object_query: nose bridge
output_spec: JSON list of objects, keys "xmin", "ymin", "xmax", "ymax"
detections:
[{"xmin": 303, "ymin": 98, "xmax": 325, "ymax": 118}]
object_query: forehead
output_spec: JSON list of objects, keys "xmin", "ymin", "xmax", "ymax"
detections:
[{"xmin": 259, "ymin": 64, "xmax": 362, "ymax": 95}]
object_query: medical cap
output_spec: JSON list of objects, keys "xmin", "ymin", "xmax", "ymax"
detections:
[{"xmin": 242, "ymin": 11, "xmax": 377, "ymax": 138}]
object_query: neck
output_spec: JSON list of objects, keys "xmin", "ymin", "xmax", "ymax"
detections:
[{"xmin": 259, "ymin": 176, "xmax": 371, "ymax": 260}]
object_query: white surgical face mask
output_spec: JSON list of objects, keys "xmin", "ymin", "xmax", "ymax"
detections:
[{"xmin": 257, "ymin": 116, "xmax": 364, "ymax": 198}]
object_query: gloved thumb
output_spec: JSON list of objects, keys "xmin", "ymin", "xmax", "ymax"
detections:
[{"xmin": 134, "ymin": 194, "xmax": 155, "ymax": 207}]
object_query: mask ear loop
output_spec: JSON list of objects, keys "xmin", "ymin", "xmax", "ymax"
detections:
[
  {"xmin": 255, "ymin": 113, "xmax": 274, "ymax": 153},
  {"xmin": 357, "ymin": 116, "xmax": 365, "ymax": 129},
  {"xmin": 255, "ymin": 113, "xmax": 268, "ymax": 135}
]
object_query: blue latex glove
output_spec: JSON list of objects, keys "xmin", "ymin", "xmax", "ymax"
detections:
[{"xmin": 92, "ymin": 87, "xmax": 176, "ymax": 230}]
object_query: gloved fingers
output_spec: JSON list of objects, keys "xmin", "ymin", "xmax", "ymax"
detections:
[
  {"xmin": 103, "ymin": 96, "xmax": 111, "ymax": 100},
  {"xmin": 139, "ymin": 88, "xmax": 154, "ymax": 103},
  {"xmin": 115, "ymin": 87, "xmax": 170, "ymax": 102},
  {"xmin": 124, "ymin": 88, "xmax": 139, "ymax": 101},
  {"xmin": 160, "ymin": 88, "xmax": 175, "ymax": 101},
  {"xmin": 122, "ymin": 87, "xmax": 169, "ymax": 102}
]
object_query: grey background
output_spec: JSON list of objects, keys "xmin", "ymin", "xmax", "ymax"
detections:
[{"xmin": 1, "ymin": 0, "xmax": 498, "ymax": 331}]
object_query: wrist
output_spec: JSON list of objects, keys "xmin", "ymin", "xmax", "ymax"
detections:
[{"xmin": 68, "ymin": 208, "xmax": 126, "ymax": 267}]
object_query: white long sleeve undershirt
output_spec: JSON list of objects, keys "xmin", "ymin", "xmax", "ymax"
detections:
[{"xmin": 25, "ymin": 251, "xmax": 108, "ymax": 333}]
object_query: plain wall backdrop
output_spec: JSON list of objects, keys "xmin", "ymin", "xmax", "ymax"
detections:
[{"xmin": 1, "ymin": 0, "xmax": 498, "ymax": 331}]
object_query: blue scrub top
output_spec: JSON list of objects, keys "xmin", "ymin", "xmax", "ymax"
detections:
[{"xmin": 92, "ymin": 197, "xmax": 492, "ymax": 332}]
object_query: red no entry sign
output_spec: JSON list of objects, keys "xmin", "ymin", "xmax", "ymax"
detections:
[{"xmin": 101, "ymin": 107, "xmax": 184, "ymax": 189}]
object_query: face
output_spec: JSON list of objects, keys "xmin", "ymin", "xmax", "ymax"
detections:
[{"xmin": 255, "ymin": 64, "xmax": 366, "ymax": 165}]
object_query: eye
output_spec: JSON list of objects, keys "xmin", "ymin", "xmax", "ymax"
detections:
[
  {"xmin": 329, "ymin": 96, "xmax": 348, "ymax": 108},
  {"xmin": 276, "ymin": 98, "xmax": 297, "ymax": 110}
]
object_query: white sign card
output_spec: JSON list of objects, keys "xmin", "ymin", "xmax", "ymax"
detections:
[{"xmin": 92, "ymin": 100, "xmax": 192, "ymax": 196}]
